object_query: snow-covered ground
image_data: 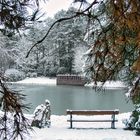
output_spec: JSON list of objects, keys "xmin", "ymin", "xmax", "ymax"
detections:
[
  {"xmin": 15, "ymin": 77, "xmax": 139, "ymax": 140},
  {"xmin": 30, "ymin": 113, "xmax": 140, "ymax": 140}
]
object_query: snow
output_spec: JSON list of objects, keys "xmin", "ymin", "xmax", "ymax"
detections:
[
  {"xmin": 33, "ymin": 104, "xmax": 47, "ymax": 121},
  {"xmin": 85, "ymin": 81, "xmax": 127, "ymax": 89},
  {"xmin": 15, "ymin": 77, "xmax": 56, "ymax": 85},
  {"xmin": 30, "ymin": 113, "xmax": 140, "ymax": 140}
]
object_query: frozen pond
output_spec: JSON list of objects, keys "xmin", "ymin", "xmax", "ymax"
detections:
[{"xmin": 13, "ymin": 84, "xmax": 133, "ymax": 115}]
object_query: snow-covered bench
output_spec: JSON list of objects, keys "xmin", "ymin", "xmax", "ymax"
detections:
[{"xmin": 66, "ymin": 109, "xmax": 119, "ymax": 129}]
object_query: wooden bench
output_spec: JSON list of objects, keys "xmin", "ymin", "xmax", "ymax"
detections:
[{"xmin": 66, "ymin": 109, "xmax": 119, "ymax": 129}]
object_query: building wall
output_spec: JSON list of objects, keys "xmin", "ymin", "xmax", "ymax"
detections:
[{"xmin": 57, "ymin": 75, "xmax": 86, "ymax": 86}]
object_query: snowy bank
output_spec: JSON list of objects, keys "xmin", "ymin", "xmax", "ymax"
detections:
[
  {"xmin": 85, "ymin": 81, "xmax": 127, "ymax": 89},
  {"xmin": 15, "ymin": 77, "xmax": 56, "ymax": 85}
]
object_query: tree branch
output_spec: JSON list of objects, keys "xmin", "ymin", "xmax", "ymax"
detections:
[{"xmin": 26, "ymin": 14, "xmax": 78, "ymax": 58}]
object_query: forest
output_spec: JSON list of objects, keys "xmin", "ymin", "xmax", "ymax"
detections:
[{"xmin": 0, "ymin": 7, "xmax": 90, "ymax": 81}]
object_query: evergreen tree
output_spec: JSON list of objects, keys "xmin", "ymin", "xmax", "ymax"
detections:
[{"xmin": 51, "ymin": 8, "xmax": 88, "ymax": 74}]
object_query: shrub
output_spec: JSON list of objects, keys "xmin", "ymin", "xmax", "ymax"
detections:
[
  {"xmin": 46, "ymin": 66, "xmax": 58, "ymax": 77},
  {"xmin": 123, "ymin": 106, "xmax": 140, "ymax": 135},
  {"xmin": 26, "ymin": 72, "xmax": 37, "ymax": 78},
  {"xmin": 4, "ymin": 69, "xmax": 25, "ymax": 82},
  {"xmin": 57, "ymin": 67, "xmax": 67, "ymax": 74}
]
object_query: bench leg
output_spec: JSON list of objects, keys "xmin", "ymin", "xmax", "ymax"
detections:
[
  {"xmin": 70, "ymin": 113, "xmax": 73, "ymax": 128},
  {"xmin": 111, "ymin": 114, "xmax": 115, "ymax": 129},
  {"xmin": 111, "ymin": 121, "xmax": 115, "ymax": 129}
]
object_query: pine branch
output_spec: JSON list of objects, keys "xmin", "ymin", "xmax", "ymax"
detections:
[{"xmin": 0, "ymin": 77, "xmax": 32, "ymax": 140}]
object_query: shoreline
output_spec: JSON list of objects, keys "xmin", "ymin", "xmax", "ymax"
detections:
[{"xmin": 12, "ymin": 77, "xmax": 127, "ymax": 89}]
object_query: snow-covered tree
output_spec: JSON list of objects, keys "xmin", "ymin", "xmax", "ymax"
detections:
[
  {"xmin": 73, "ymin": 45, "xmax": 88, "ymax": 74},
  {"xmin": 0, "ymin": 32, "xmax": 16, "ymax": 74},
  {"xmin": 48, "ymin": 8, "xmax": 89, "ymax": 75}
]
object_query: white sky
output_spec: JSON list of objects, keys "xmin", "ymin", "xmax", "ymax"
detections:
[{"xmin": 40, "ymin": 0, "xmax": 73, "ymax": 17}]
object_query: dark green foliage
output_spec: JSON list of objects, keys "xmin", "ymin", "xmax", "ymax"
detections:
[
  {"xmin": 123, "ymin": 108, "xmax": 140, "ymax": 136},
  {"xmin": 57, "ymin": 67, "xmax": 67, "ymax": 74},
  {"xmin": 0, "ymin": 0, "xmax": 43, "ymax": 35}
]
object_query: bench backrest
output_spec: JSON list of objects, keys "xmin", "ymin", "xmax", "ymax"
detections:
[{"xmin": 66, "ymin": 110, "xmax": 119, "ymax": 115}]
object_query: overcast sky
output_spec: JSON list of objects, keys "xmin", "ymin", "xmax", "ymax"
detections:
[
  {"xmin": 38, "ymin": 0, "xmax": 94, "ymax": 18},
  {"xmin": 40, "ymin": 0, "xmax": 73, "ymax": 17}
]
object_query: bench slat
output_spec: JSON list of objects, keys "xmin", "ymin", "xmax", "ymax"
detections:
[
  {"xmin": 67, "ymin": 120, "xmax": 118, "ymax": 122},
  {"xmin": 67, "ymin": 110, "xmax": 119, "ymax": 115}
]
